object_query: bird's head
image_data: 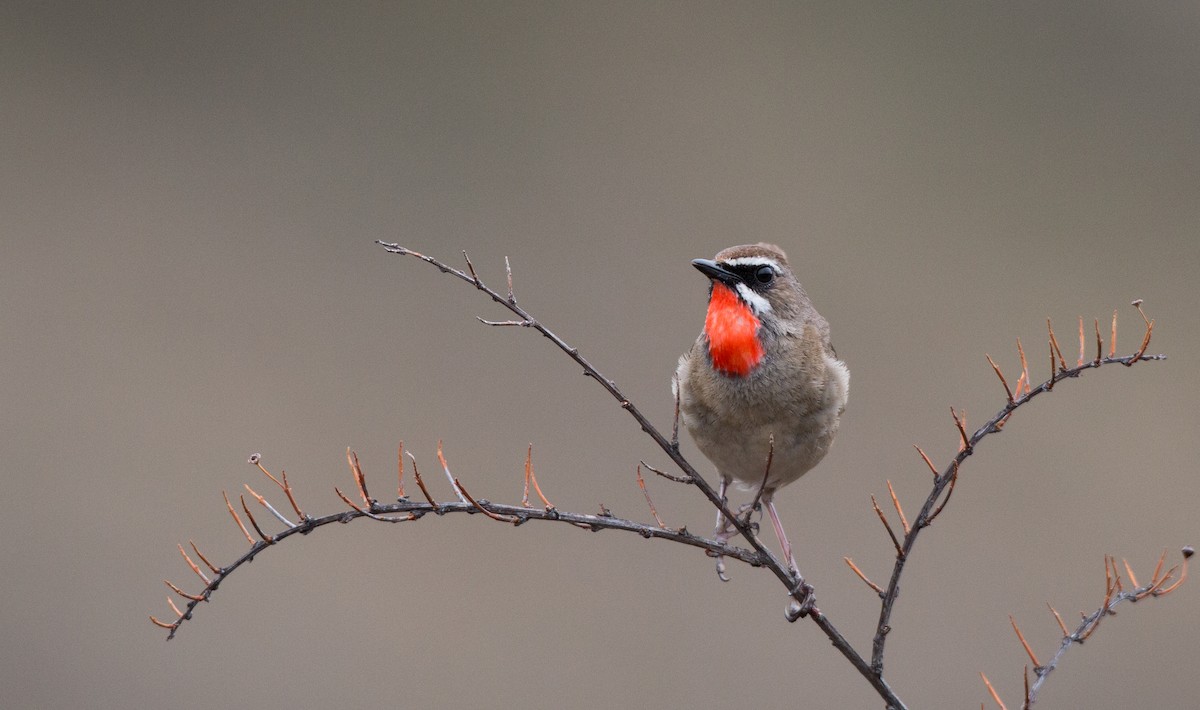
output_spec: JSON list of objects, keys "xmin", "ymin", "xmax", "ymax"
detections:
[{"xmin": 692, "ymin": 243, "xmax": 810, "ymax": 377}]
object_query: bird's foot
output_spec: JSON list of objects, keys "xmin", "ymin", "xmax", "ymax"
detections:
[{"xmin": 784, "ymin": 581, "xmax": 816, "ymax": 621}]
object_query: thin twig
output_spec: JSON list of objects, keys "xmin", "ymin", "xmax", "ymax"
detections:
[
  {"xmin": 250, "ymin": 453, "xmax": 305, "ymax": 519},
  {"xmin": 871, "ymin": 495, "xmax": 904, "ymax": 557},
  {"xmin": 240, "ymin": 495, "xmax": 274, "ymax": 544},
  {"xmin": 244, "ymin": 483, "xmax": 297, "ymax": 528},
  {"xmin": 1048, "ymin": 603, "xmax": 1069, "ymax": 638},
  {"xmin": 951, "ymin": 406, "xmax": 971, "ymax": 453},
  {"xmin": 748, "ymin": 435, "xmax": 775, "ymax": 516},
  {"xmin": 525, "ymin": 444, "xmax": 554, "ymax": 508},
  {"xmin": 844, "ymin": 557, "xmax": 885, "ymax": 595},
  {"xmin": 455, "ymin": 478, "xmax": 520, "ymax": 523},
  {"xmin": 924, "ymin": 462, "xmax": 958, "ymax": 527},
  {"xmin": 1009, "ymin": 615, "xmax": 1041, "ymax": 668},
  {"xmin": 407, "ymin": 451, "xmax": 439, "ymax": 510},
  {"xmin": 914, "ymin": 445, "xmax": 939, "ymax": 480},
  {"xmin": 641, "ymin": 460, "xmax": 692, "ymax": 484},
  {"xmin": 164, "ymin": 579, "xmax": 205, "ymax": 602},
  {"xmin": 438, "ymin": 441, "xmax": 468, "ymax": 503},
  {"xmin": 1077, "ymin": 316, "xmax": 1085, "ymax": 367},
  {"xmin": 397, "ymin": 441, "xmax": 406, "ymax": 499},
  {"xmin": 347, "ymin": 448, "xmax": 371, "ymax": 507},
  {"xmin": 981, "ymin": 672, "xmax": 1007, "ymax": 710},
  {"xmin": 1047, "ymin": 318, "xmax": 1067, "ymax": 372},
  {"xmin": 177, "ymin": 543, "xmax": 210, "ymax": 584},
  {"xmin": 1016, "ymin": 338, "xmax": 1030, "ymax": 398},
  {"xmin": 986, "ymin": 354, "xmax": 1014, "ymax": 404},
  {"xmin": 222, "ymin": 491, "xmax": 256, "ymax": 546},
  {"xmin": 1110, "ymin": 310, "xmax": 1118, "ymax": 358},
  {"xmin": 189, "ymin": 540, "xmax": 220, "ymax": 575},
  {"xmin": 886, "ymin": 480, "xmax": 910, "ymax": 536},
  {"xmin": 635, "ymin": 464, "xmax": 668, "ymax": 529}
]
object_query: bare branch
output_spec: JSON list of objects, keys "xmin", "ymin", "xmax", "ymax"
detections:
[
  {"xmin": 641, "ymin": 460, "xmax": 692, "ymax": 484},
  {"xmin": 870, "ymin": 318, "xmax": 1167, "ymax": 676},
  {"xmin": 1025, "ymin": 547, "xmax": 1192, "ymax": 705},
  {"xmin": 157, "ymin": 476, "xmax": 776, "ymax": 641}
]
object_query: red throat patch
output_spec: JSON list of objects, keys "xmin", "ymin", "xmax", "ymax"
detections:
[{"xmin": 703, "ymin": 283, "xmax": 764, "ymax": 377}]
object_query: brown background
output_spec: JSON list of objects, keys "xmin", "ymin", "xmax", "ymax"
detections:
[{"xmin": 2, "ymin": 2, "xmax": 1197, "ymax": 708}]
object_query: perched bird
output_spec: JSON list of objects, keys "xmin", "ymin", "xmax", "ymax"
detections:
[{"xmin": 675, "ymin": 243, "xmax": 849, "ymax": 576}]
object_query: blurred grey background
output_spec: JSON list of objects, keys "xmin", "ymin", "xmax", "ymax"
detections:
[{"xmin": 2, "ymin": 2, "xmax": 1196, "ymax": 708}]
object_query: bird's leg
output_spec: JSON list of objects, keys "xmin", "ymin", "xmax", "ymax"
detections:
[
  {"xmin": 711, "ymin": 476, "xmax": 732, "ymax": 581},
  {"xmin": 763, "ymin": 491, "xmax": 798, "ymax": 576}
]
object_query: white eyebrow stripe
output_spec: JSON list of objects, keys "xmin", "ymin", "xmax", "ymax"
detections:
[
  {"xmin": 735, "ymin": 283, "xmax": 772, "ymax": 315},
  {"xmin": 721, "ymin": 256, "xmax": 782, "ymax": 272}
]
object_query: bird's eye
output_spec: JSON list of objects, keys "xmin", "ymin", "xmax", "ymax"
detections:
[{"xmin": 754, "ymin": 266, "xmax": 775, "ymax": 285}]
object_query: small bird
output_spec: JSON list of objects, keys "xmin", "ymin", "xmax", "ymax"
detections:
[{"xmin": 675, "ymin": 243, "xmax": 849, "ymax": 577}]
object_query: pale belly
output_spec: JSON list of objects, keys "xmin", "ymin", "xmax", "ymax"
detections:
[{"xmin": 676, "ymin": 352, "xmax": 848, "ymax": 492}]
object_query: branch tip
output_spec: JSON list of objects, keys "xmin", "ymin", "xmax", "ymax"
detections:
[
  {"xmin": 980, "ymin": 672, "xmax": 1007, "ymax": 710},
  {"xmin": 438, "ymin": 440, "xmax": 467, "ymax": 503},
  {"xmin": 189, "ymin": 540, "xmax": 220, "ymax": 575},
  {"xmin": 406, "ymin": 451, "xmax": 439, "ymax": 510},
  {"xmin": 397, "ymin": 440, "xmax": 406, "ymax": 499},
  {"xmin": 1047, "ymin": 603, "xmax": 1069, "ymax": 638},
  {"xmin": 871, "ymin": 495, "xmax": 904, "ymax": 557},
  {"xmin": 844, "ymin": 557, "xmax": 884, "ymax": 595},
  {"xmin": 178, "ymin": 543, "xmax": 210, "ymax": 584},
  {"xmin": 240, "ymin": 495, "xmax": 274, "ymax": 543},
  {"xmin": 914, "ymin": 445, "xmax": 938, "ymax": 479},
  {"xmin": 985, "ymin": 354, "xmax": 1014, "ymax": 404},
  {"xmin": 635, "ymin": 464, "xmax": 668, "ymax": 529},
  {"xmin": 1077, "ymin": 316, "xmax": 1085, "ymax": 367},
  {"xmin": 222, "ymin": 490, "xmax": 256, "ymax": 546},
  {"xmin": 885, "ymin": 480, "xmax": 910, "ymax": 535},
  {"xmin": 1009, "ymin": 615, "xmax": 1042, "ymax": 668},
  {"xmin": 1016, "ymin": 338, "xmax": 1030, "ymax": 398},
  {"xmin": 164, "ymin": 579, "xmax": 205, "ymax": 602},
  {"xmin": 1110, "ymin": 309, "xmax": 1118, "ymax": 358},
  {"xmin": 1047, "ymin": 318, "xmax": 1067, "ymax": 372}
]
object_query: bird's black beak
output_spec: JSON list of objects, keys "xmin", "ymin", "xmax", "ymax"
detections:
[{"xmin": 692, "ymin": 258, "xmax": 742, "ymax": 287}]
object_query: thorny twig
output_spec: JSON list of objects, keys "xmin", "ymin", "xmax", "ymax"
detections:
[
  {"xmin": 984, "ymin": 547, "xmax": 1192, "ymax": 708},
  {"xmin": 151, "ymin": 454, "xmax": 773, "ymax": 639},
  {"xmin": 869, "ymin": 300, "xmax": 1167, "ymax": 678}
]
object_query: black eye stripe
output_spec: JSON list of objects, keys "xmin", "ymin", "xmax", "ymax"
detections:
[{"xmin": 721, "ymin": 262, "xmax": 778, "ymax": 288}]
